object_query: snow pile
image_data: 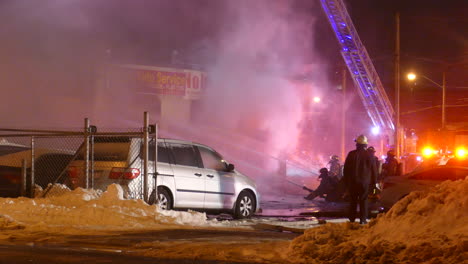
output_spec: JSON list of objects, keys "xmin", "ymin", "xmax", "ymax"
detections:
[
  {"xmin": 288, "ymin": 177, "xmax": 468, "ymax": 264},
  {"xmin": 35, "ymin": 184, "xmax": 101, "ymax": 201},
  {"xmin": 0, "ymin": 184, "xmax": 213, "ymax": 233}
]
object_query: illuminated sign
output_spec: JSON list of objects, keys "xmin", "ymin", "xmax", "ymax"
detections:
[{"xmin": 114, "ymin": 64, "xmax": 206, "ymax": 99}]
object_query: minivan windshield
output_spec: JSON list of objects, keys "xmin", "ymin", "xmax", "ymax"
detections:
[{"xmin": 0, "ymin": 146, "xmax": 30, "ymax": 156}]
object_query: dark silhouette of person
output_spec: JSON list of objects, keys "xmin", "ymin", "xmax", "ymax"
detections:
[
  {"xmin": 367, "ymin": 146, "xmax": 382, "ymax": 199},
  {"xmin": 381, "ymin": 149, "xmax": 400, "ymax": 179},
  {"xmin": 304, "ymin": 168, "xmax": 337, "ymax": 201},
  {"xmin": 328, "ymin": 155, "xmax": 342, "ymax": 181},
  {"xmin": 367, "ymin": 146, "xmax": 381, "ymax": 180},
  {"xmin": 343, "ymin": 135, "xmax": 378, "ymax": 224}
]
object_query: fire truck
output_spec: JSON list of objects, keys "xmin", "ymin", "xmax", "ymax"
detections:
[
  {"xmin": 417, "ymin": 129, "xmax": 468, "ymax": 163},
  {"xmin": 397, "ymin": 127, "xmax": 467, "ymax": 174}
]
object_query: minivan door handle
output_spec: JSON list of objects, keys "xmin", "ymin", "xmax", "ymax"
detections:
[
  {"xmin": 194, "ymin": 173, "xmax": 202, "ymax": 177},
  {"xmin": 206, "ymin": 174, "xmax": 214, "ymax": 178}
]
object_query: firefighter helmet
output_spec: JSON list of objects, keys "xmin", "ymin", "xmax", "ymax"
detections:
[
  {"xmin": 355, "ymin": 134, "xmax": 368, "ymax": 145},
  {"xmin": 387, "ymin": 149, "xmax": 395, "ymax": 157},
  {"xmin": 367, "ymin": 146, "xmax": 376, "ymax": 153},
  {"xmin": 330, "ymin": 155, "xmax": 339, "ymax": 161},
  {"xmin": 319, "ymin": 167, "xmax": 328, "ymax": 174}
]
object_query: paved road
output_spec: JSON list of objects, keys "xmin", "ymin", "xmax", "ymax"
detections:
[
  {"xmin": 255, "ymin": 194, "xmax": 380, "ymax": 220},
  {"xmin": 0, "ymin": 244, "xmax": 254, "ymax": 264},
  {"xmin": 0, "ymin": 229, "xmax": 299, "ymax": 264}
]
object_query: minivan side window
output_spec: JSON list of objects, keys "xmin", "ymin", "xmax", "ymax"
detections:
[
  {"xmin": 168, "ymin": 143, "xmax": 199, "ymax": 167},
  {"xmin": 198, "ymin": 146, "xmax": 226, "ymax": 171}
]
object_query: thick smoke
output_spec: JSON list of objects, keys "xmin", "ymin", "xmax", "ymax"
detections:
[
  {"xmin": 199, "ymin": 0, "xmax": 317, "ymax": 157},
  {"xmin": 180, "ymin": 0, "xmax": 341, "ymax": 193},
  {"xmin": 0, "ymin": 0, "xmax": 352, "ymax": 193}
]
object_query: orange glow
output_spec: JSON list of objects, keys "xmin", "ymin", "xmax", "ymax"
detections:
[
  {"xmin": 422, "ymin": 147, "xmax": 435, "ymax": 157},
  {"xmin": 456, "ymin": 148, "xmax": 467, "ymax": 159}
]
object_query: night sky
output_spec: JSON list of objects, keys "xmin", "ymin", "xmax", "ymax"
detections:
[{"xmin": 320, "ymin": 0, "xmax": 468, "ymax": 131}]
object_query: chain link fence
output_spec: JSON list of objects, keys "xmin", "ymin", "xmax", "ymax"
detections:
[
  {"xmin": 0, "ymin": 116, "xmax": 326, "ymax": 204},
  {"xmin": 0, "ymin": 117, "xmax": 157, "ymax": 201}
]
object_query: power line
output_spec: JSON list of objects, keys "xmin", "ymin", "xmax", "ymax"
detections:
[{"xmin": 401, "ymin": 104, "xmax": 468, "ymax": 115}]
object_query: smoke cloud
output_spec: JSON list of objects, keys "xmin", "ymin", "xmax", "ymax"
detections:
[
  {"xmin": 200, "ymin": 1, "xmax": 316, "ymax": 155},
  {"xmin": 0, "ymin": 0, "xmax": 364, "ymax": 193}
]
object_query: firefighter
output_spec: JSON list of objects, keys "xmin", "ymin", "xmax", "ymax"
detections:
[
  {"xmin": 343, "ymin": 135, "xmax": 378, "ymax": 224},
  {"xmin": 381, "ymin": 149, "xmax": 400, "ymax": 179},
  {"xmin": 328, "ymin": 155, "xmax": 342, "ymax": 181},
  {"xmin": 304, "ymin": 168, "xmax": 337, "ymax": 201},
  {"xmin": 367, "ymin": 146, "xmax": 381, "ymax": 178},
  {"xmin": 367, "ymin": 146, "xmax": 382, "ymax": 199}
]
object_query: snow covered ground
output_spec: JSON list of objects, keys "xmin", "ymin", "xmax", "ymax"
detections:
[
  {"xmin": 0, "ymin": 184, "xmax": 300, "ymax": 263},
  {"xmin": 0, "ymin": 184, "xmax": 224, "ymax": 234},
  {"xmin": 0, "ymin": 178, "xmax": 467, "ymax": 263}
]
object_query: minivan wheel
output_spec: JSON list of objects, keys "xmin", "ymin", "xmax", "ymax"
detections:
[
  {"xmin": 148, "ymin": 188, "xmax": 173, "ymax": 210},
  {"xmin": 234, "ymin": 191, "xmax": 255, "ymax": 219},
  {"xmin": 157, "ymin": 188, "xmax": 173, "ymax": 210}
]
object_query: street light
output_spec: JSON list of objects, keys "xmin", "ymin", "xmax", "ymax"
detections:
[
  {"xmin": 406, "ymin": 72, "xmax": 446, "ymax": 129},
  {"xmin": 407, "ymin": 73, "xmax": 416, "ymax": 81},
  {"xmin": 371, "ymin": 126, "xmax": 380, "ymax": 136},
  {"xmin": 370, "ymin": 125, "xmax": 385, "ymax": 157},
  {"xmin": 313, "ymin": 96, "xmax": 321, "ymax": 103}
]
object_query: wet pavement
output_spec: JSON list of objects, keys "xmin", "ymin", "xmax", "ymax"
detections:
[
  {"xmin": 257, "ymin": 194, "xmax": 349, "ymax": 218},
  {"xmin": 208, "ymin": 193, "xmax": 351, "ymax": 222},
  {"xmin": 204, "ymin": 193, "xmax": 354, "ymax": 233},
  {"xmin": 257, "ymin": 193, "xmax": 381, "ymax": 220}
]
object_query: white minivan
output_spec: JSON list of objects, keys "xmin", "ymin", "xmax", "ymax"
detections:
[{"xmin": 67, "ymin": 137, "xmax": 260, "ymax": 218}]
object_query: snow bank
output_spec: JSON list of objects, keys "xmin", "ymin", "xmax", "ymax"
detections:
[
  {"xmin": 0, "ymin": 184, "xmax": 214, "ymax": 233},
  {"xmin": 288, "ymin": 177, "xmax": 468, "ymax": 264}
]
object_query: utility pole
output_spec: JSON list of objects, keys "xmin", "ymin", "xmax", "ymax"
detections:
[
  {"xmin": 341, "ymin": 66, "xmax": 347, "ymax": 161},
  {"xmin": 394, "ymin": 12, "xmax": 401, "ymax": 158},
  {"xmin": 442, "ymin": 71, "xmax": 446, "ymax": 129}
]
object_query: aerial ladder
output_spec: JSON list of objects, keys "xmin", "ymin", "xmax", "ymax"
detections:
[{"xmin": 320, "ymin": 0, "xmax": 395, "ymax": 143}]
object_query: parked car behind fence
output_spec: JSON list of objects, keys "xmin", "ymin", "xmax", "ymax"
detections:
[
  {"xmin": 67, "ymin": 136, "xmax": 260, "ymax": 218},
  {"xmin": 0, "ymin": 128, "xmax": 260, "ymax": 219},
  {"xmin": 0, "ymin": 139, "xmax": 74, "ymax": 197}
]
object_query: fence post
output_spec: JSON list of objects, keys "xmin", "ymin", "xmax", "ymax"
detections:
[
  {"xmin": 90, "ymin": 132, "xmax": 94, "ymax": 189},
  {"xmin": 154, "ymin": 123, "xmax": 158, "ymax": 204},
  {"xmin": 21, "ymin": 159, "xmax": 27, "ymax": 197},
  {"xmin": 84, "ymin": 118, "xmax": 90, "ymax": 189},
  {"xmin": 143, "ymin": 112, "xmax": 149, "ymax": 202},
  {"xmin": 30, "ymin": 136, "xmax": 35, "ymax": 198}
]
